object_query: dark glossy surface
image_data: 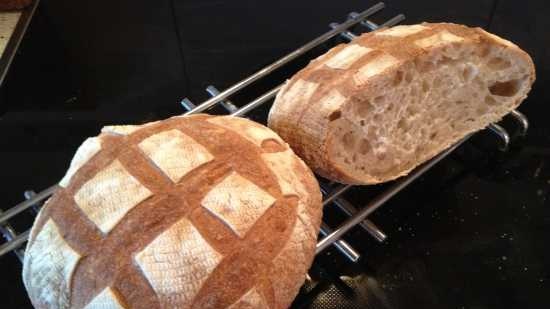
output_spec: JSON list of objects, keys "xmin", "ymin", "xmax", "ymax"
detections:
[{"xmin": 0, "ymin": 0, "xmax": 548, "ymax": 308}]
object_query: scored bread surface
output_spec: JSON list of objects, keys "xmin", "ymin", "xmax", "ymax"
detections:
[
  {"xmin": 22, "ymin": 114, "xmax": 322, "ymax": 309},
  {"xmin": 268, "ymin": 23, "xmax": 535, "ymax": 184}
]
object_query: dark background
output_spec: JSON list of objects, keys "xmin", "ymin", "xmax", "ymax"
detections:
[{"xmin": 0, "ymin": 0, "xmax": 549, "ymax": 308}]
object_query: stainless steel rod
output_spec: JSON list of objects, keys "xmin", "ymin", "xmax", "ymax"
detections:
[
  {"xmin": 332, "ymin": 193, "xmax": 387, "ymax": 242},
  {"xmin": 348, "ymin": 12, "xmax": 405, "ymax": 30},
  {"xmin": 0, "ymin": 185, "xmax": 58, "ymax": 225},
  {"xmin": 231, "ymin": 85, "xmax": 282, "ymax": 117},
  {"xmin": 488, "ymin": 123, "xmax": 510, "ymax": 151},
  {"xmin": 332, "ymin": 13, "xmax": 405, "ymax": 41},
  {"xmin": 0, "ymin": 219, "xmax": 23, "ymax": 261},
  {"xmin": 320, "ymin": 223, "xmax": 360, "ymax": 262},
  {"xmin": 181, "ymin": 98, "xmax": 196, "ymax": 110},
  {"xmin": 316, "ymin": 137, "xmax": 468, "ymax": 254},
  {"xmin": 509, "ymin": 109, "xmax": 529, "ymax": 136},
  {"xmin": 206, "ymin": 86, "xmax": 239, "ymax": 113},
  {"xmin": 0, "ymin": 229, "xmax": 29, "ymax": 258},
  {"xmin": 322, "ymin": 184, "xmax": 353, "ymax": 207},
  {"xmin": 321, "ymin": 185, "xmax": 387, "ymax": 242},
  {"xmin": 380, "ymin": 14, "xmax": 406, "ymax": 27},
  {"xmin": 185, "ymin": 2, "xmax": 385, "ymax": 114}
]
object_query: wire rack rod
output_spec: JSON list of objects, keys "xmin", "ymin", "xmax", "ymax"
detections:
[
  {"xmin": 320, "ymin": 185, "xmax": 387, "ymax": 242},
  {"xmin": 0, "ymin": 229, "xmax": 29, "ymax": 257},
  {"xmin": 0, "ymin": 185, "xmax": 58, "ymax": 225}
]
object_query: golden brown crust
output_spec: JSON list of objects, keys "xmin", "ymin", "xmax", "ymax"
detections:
[
  {"xmin": 268, "ymin": 23, "xmax": 535, "ymax": 184},
  {"xmin": 23, "ymin": 114, "xmax": 322, "ymax": 309}
]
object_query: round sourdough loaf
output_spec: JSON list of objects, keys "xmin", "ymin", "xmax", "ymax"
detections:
[
  {"xmin": 22, "ymin": 114, "xmax": 322, "ymax": 309},
  {"xmin": 268, "ymin": 23, "xmax": 535, "ymax": 184}
]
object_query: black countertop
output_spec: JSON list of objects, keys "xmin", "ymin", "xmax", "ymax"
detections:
[{"xmin": 0, "ymin": 0, "xmax": 548, "ymax": 308}]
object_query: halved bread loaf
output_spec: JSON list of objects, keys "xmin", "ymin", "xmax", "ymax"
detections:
[{"xmin": 268, "ymin": 23, "xmax": 535, "ymax": 184}]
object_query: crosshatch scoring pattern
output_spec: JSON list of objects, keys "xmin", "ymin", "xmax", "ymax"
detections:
[{"xmin": 22, "ymin": 114, "xmax": 322, "ymax": 309}]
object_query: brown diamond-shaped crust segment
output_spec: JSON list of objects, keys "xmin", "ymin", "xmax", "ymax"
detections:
[
  {"xmin": 135, "ymin": 217, "xmax": 222, "ymax": 308},
  {"xmin": 201, "ymin": 171, "xmax": 276, "ymax": 238},
  {"xmin": 74, "ymin": 160, "xmax": 152, "ymax": 234},
  {"xmin": 139, "ymin": 129, "xmax": 214, "ymax": 183},
  {"xmin": 22, "ymin": 219, "xmax": 81, "ymax": 309},
  {"xmin": 84, "ymin": 287, "xmax": 128, "ymax": 309},
  {"xmin": 23, "ymin": 114, "xmax": 323, "ymax": 309}
]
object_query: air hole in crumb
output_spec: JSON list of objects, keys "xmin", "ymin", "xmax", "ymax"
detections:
[
  {"xmin": 488, "ymin": 57, "xmax": 511, "ymax": 70},
  {"xmin": 489, "ymin": 78, "xmax": 523, "ymax": 97},
  {"xmin": 373, "ymin": 114, "xmax": 383, "ymax": 122},
  {"xmin": 377, "ymin": 152, "xmax": 387, "ymax": 161},
  {"xmin": 485, "ymin": 95, "xmax": 497, "ymax": 105},
  {"xmin": 344, "ymin": 158, "xmax": 351, "ymax": 164},
  {"xmin": 410, "ymin": 87, "xmax": 418, "ymax": 97},
  {"xmin": 261, "ymin": 139, "xmax": 287, "ymax": 153},
  {"xmin": 358, "ymin": 139, "xmax": 371, "ymax": 154},
  {"xmin": 373, "ymin": 96, "xmax": 385, "ymax": 105},
  {"xmin": 430, "ymin": 132, "xmax": 437, "ymax": 139},
  {"xmin": 356, "ymin": 100, "xmax": 374, "ymax": 118},
  {"xmin": 406, "ymin": 105, "xmax": 420, "ymax": 116},
  {"xmin": 422, "ymin": 80, "xmax": 430, "ymax": 93},
  {"xmin": 433, "ymin": 77, "xmax": 444, "ymax": 89},
  {"xmin": 439, "ymin": 56, "xmax": 454, "ymax": 66},
  {"xmin": 342, "ymin": 132, "xmax": 356, "ymax": 151},
  {"xmin": 393, "ymin": 71, "xmax": 404, "ymax": 86},
  {"xmin": 360, "ymin": 120, "xmax": 366, "ymax": 126},
  {"xmin": 405, "ymin": 72, "xmax": 413, "ymax": 83},
  {"xmin": 398, "ymin": 118, "xmax": 409, "ymax": 131},
  {"xmin": 455, "ymin": 100, "xmax": 465, "ymax": 105},
  {"xmin": 328, "ymin": 110, "xmax": 342, "ymax": 121},
  {"xmin": 387, "ymin": 104, "xmax": 394, "ymax": 112},
  {"xmin": 352, "ymin": 154, "xmax": 357, "ymax": 162}
]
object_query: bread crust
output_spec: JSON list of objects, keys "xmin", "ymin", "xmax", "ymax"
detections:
[
  {"xmin": 268, "ymin": 23, "xmax": 535, "ymax": 184},
  {"xmin": 22, "ymin": 114, "xmax": 322, "ymax": 309}
]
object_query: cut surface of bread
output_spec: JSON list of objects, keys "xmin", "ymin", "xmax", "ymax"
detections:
[
  {"xmin": 22, "ymin": 114, "xmax": 322, "ymax": 309},
  {"xmin": 268, "ymin": 23, "xmax": 535, "ymax": 184}
]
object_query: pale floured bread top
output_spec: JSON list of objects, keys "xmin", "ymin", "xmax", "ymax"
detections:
[
  {"xmin": 22, "ymin": 114, "xmax": 322, "ymax": 309},
  {"xmin": 268, "ymin": 23, "xmax": 535, "ymax": 184}
]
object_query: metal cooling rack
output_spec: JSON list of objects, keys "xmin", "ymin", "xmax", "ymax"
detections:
[{"xmin": 0, "ymin": 2, "xmax": 530, "ymax": 265}]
